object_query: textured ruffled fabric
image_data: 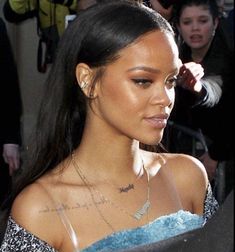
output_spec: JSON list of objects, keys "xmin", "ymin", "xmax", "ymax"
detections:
[{"xmin": 82, "ymin": 210, "xmax": 204, "ymax": 252}]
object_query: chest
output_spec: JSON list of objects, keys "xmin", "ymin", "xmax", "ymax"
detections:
[{"xmin": 55, "ymin": 175, "xmax": 186, "ymax": 251}]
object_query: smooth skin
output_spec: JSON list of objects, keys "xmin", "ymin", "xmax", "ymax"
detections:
[{"xmin": 11, "ymin": 30, "xmax": 208, "ymax": 251}]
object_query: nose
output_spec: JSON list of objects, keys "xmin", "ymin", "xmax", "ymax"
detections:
[
  {"xmin": 192, "ymin": 21, "xmax": 199, "ymax": 31},
  {"xmin": 149, "ymin": 84, "xmax": 174, "ymax": 109}
]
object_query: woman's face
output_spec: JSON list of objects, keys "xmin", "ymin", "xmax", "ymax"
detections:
[
  {"xmin": 177, "ymin": 5, "xmax": 218, "ymax": 50},
  {"xmin": 91, "ymin": 30, "xmax": 179, "ymax": 145}
]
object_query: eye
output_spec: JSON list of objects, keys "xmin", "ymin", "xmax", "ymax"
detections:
[
  {"xmin": 182, "ymin": 20, "xmax": 191, "ymax": 25},
  {"xmin": 199, "ymin": 19, "xmax": 209, "ymax": 24},
  {"xmin": 132, "ymin": 79, "xmax": 153, "ymax": 88},
  {"xmin": 165, "ymin": 76, "xmax": 177, "ymax": 89},
  {"xmin": 183, "ymin": 21, "xmax": 190, "ymax": 25}
]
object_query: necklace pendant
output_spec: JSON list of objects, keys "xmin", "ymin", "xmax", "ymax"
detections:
[{"xmin": 134, "ymin": 200, "xmax": 150, "ymax": 220}]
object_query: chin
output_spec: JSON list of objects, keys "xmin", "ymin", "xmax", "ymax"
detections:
[{"xmin": 141, "ymin": 135, "xmax": 163, "ymax": 146}]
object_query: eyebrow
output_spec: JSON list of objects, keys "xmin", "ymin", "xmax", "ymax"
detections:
[
  {"xmin": 127, "ymin": 66, "xmax": 179, "ymax": 75},
  {"xmin": 182, "ymin": 15, "xmax": 210, "ymax": 20},
  {"xmin": 127, "ymin": 66, "xmax": 160, "ymax": 74}
]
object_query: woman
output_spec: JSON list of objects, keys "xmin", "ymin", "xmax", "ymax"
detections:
[
  {"xmin": 0, "ymin": 1, "xmax": 218, "ymax": 251},
  {"xmin": 169, "ymin": 0, "xmax": 233, "ymax": 184}
]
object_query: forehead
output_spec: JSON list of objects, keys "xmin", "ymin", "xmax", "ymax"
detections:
[
  {"xmin": 116, "ymin": 30, "xmax": 179, "ymax": 67},
  {"xmin": 180, "ymin": 5, "xmax": 211, "ymax": 18}
]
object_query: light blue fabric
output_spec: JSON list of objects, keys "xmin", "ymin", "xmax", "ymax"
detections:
[{"xmin": 82, "ymin": 210, "xmax": 204, "ymax": 252}]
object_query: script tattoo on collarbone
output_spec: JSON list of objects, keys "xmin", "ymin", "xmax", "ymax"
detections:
[
  {"xmin": 38, "ymin": 197, "xmax": 108, "ymax": 214},
  {"xmin": 119, "ymin": 183, "xmax": 134, "ymax": 193}
]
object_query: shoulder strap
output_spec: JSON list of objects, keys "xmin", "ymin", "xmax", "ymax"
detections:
[
  {"xmin": 56, "ymin": 206, "xmax": 80, "ymax": 251},
  {"xmin": 36, "ymin": 182, "xmax": 80, "ymax": 251}
]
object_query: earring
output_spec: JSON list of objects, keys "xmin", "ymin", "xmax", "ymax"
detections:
[
  {"xmin": 81, "ymin": 82, "xmax": 88, "ymax": 89},
  {"xmin": 212, "ymin": 29, "xmax": 216, "ymax": 37},
  {"xmin": 89, "ymin": 92, "xmax": 94, "ymax": 99}
]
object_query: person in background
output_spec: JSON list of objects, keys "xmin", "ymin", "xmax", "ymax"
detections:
[
  {"xmin": 217, "ymin": 0, "xmax": 234, "ymax": 17},
  {"xmin": 216, "ymin": 0, "xmax": 234, "ymax": 52},
  {"xmin": 143, "ymin": 0, "xmax": 215, "ymax": 110},
  {"xmin": 77, "ymin": 0, "xmax": 143, "ymax": 11},
  {"xmin": 77, "ymin": 0, "xmax": 100, "ymax": 11},
  {"xmin": 0, "ymin": 18, "xmax": 22, "ymax": 206},
  {"xmin": 3, "ymin": 0, "xmax": 78, "ymax": 72},
  {"xmin": 170, "ymin": 0, "xmax": 233, "ymax": 197},
  {"xmin": 0, "ymin": 1, "xmax": 218, "ymax": 251},
  {"xmin": 143, "ymin": 0, "xmax": 178, "ymax": 21}
]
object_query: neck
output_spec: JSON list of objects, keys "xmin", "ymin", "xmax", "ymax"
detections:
[
  {"xmin": 74, "ymin": 137, "xmax": 144, "ymax": 180},
  {"xmin": 191, "ymin": 39, "xmax": 213, "ymax": 63},
  {"xmin": 73, "ymin": 110, "xmax": 147, "ymax": 179}
]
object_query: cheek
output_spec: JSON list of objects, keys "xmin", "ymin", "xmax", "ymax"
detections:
[
  {"xmin": 99, "ymin": 79, "xmax": 144, "ymax": 120},
  {"xmin": 105, "ymin": 82, "xmax": 139, "ymax": 109},
  {"xmin": 180, "ymin": 27, "xmax": 190, "ymax": 40},
  {"xmin": 203, "ymin": 25, "xmax": 214, "ymax": 40},
  {"xmin": 95, "ymin": 82, "xmax": 148, "ymax": 139}
]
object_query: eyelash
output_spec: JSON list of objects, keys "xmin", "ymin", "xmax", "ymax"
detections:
[
  {"xmin": 132, "ymin": 77, "xmax": 177, "ymax": 89},
  {"xmin": 132, "ymin": 79, "xmax": 152, "ymax": 88},
  {"xmin": 165, "ymin": 76, "xmax": 177, "ymax": 89}
]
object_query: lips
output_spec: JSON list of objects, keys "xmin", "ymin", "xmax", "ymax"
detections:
[
  {"xmin": 190, "ymin": 34, "xmax": 202, "ymax": 42},
  {"xmin": 144, "ymin": 114, "xmax": 169, "ymax": 129}
]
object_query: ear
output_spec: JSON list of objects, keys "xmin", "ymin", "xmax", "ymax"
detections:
[
  {"xmin": 214, "ymin": 17, "xmax": 219, "ymax": 30},
  {"xmin": 75, "ymin": 63, "xmax": 97, "ymax": 98}
]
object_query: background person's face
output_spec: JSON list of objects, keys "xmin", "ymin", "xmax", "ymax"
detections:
[{"xmin": 177, "ymin": 5, "xmax": 217, "ymax": 50}]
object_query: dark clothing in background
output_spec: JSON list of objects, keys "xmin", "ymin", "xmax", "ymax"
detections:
[
  {"xmin": 164, "ymin": 19, "xmax": 234, "ymax": 203},
  {"xmin": 170, "ymin": 23, "xmax": 234, "ymax": 162},
  {"xmin": 0, "ymin": 18, "xmax": 22, "ymax": 204}
]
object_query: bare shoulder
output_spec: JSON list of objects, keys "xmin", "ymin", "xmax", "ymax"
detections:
[
  {"xmin": 141, "ymin": 150, "xmax": 208, "ymax": 184},
  {"xmin": 143, "ymin": 151, "xmax": 209, "ymax": 214},
  {"xmin": 163, "ymin": 153, "xmax": 209, "ymax": 213},
  {"xmin": 11, "ymin": 180, "xmax": 53, "ymax": 221},
  {"xmin": 11, "ymin": 179, "xmax": 62, "ymax": 248},
  {"xmin": 163, "ymin": 152, "xmax": 208, "ymax": 185}
]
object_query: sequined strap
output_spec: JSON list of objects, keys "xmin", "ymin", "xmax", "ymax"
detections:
[{"xmin": 203, "ymin": 183, "xmax": 219, "ymax": 222}]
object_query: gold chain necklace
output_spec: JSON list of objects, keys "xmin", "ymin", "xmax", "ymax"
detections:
[
  {"xmin": 71, "ymin": 154, "xmax": 151, "ymax": 230},
  {"xmin": 99, "ymin": 167, "xmax": 143, "ymax": 194},
  {"xmin": 72, "ymin": 156, "xmax": 115, "ymax": 232}
]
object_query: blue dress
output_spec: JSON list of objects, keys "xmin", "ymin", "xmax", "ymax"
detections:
[
  {"xmin": 0, "ymin": 185, "xmax": 218, "ymax": 252},
  {"xmin": 83, "ymin": 210, "xmax": 204, "ymax": 252}
]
